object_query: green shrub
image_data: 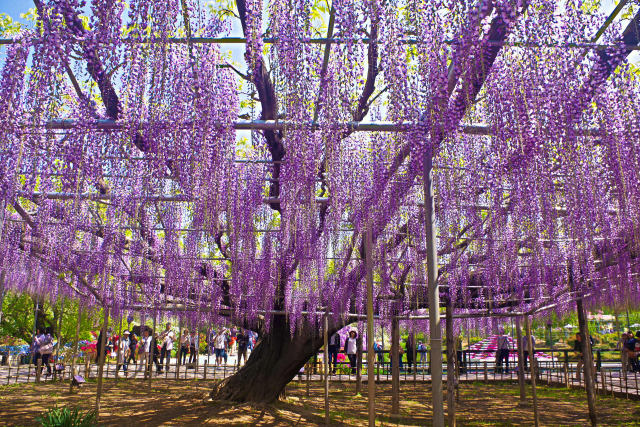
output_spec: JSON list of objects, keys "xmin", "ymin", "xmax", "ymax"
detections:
[{"xmin": 36, "ymin": 407, "xmax": 97, "ymax": 427}]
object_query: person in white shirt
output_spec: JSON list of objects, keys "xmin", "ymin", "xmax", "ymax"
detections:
[
  {"xmin": 522, "ymin": 334, "xmax": 535, "ymax": 372},
  {"xmin": 137, "ymin": 329, "xmax": 152, "ymax": 376},
  {"xmin": 214, "ymin": 330, "xmax": 227, "ymax": 366},
  {"xmin": 159, "ymin": 323, "xmax": 175, "ymax": 372},
  {"xmin": 344, "ymin": 330, "xmax": 359, "ymax": 374},
  {"xmin": 179, "ymin": 329, "xmax": 191, "ymax": 365},
  {"xmin": 117, "ymin": 330, "xmax": 131, "ymax": 375}
]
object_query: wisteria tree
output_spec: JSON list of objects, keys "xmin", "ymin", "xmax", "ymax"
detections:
[{"xmin": 1, "ymin": 0, "xmax": 640, "ymax": 404}]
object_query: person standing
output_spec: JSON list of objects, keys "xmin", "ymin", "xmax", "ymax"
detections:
[
  {"xmin": 189, "ymin": 330, "xmax": 199, "ymax": 365},
  {"xmin": 207, "ymin": 328, "xmax": 216, "ymax": 359},
  {"xmin": 214, "ymin": 329, "xmax": 226, "ymax": 366},
  {"xmin": 618, "ymin": 332, "xmax": 629, "ymax": 374},
  {"xmin": 159, "ymin": 323, "xmax": 175, "ymax": 373},
  {"xmin": 179, "ymin": 329, "xmax": 190, "ymax": 365},
  {"xmin": 138, "ymin": 329, "xmax": 151, "ymax": 375},
  {"xmin": 523, "ymin": 333, "xmax": 535, "ymax": 372},
  {"xmin": 116, "ymin": 330, "xmax": 131, "ymax": 375},
  {"xmin": 151, "ymin": 332, "xmax": 162, "ymax": 374},
  {"xmin": 247, "ymin": 330, "xmax": 255, "ymax": 351},
  {"xmin": 496, "ymin": 330, "xmax": 510, "ymax": 374},
  {"xmin": 406, "ymin": 334, "xmax": 415, "ymax": 374},
  {"xmin": 236, "ymin": 329, "xmax": 249, "ymax": 367},
  {"xmin": 33, "ymin": 328, "xmax": 53, "ymax": 376},
  {"xmin": 328, "ymin": 332, "xmax": 340, "ymax": 374},
  {"xmin": 417, "ymin": 341, "xmax": 427, "ymax": 365},
  {"xmin": 344, "ymin": 330, "xmax": 358, "ymax": 375},
  {"xmin": 373, "ymin": 341, "xmax": 384, "ymax": 365},
  {"xmin": 127, "ymin": 332, "xmax": 138, "ymax": 366},
  {"xmin": 223, "ymin": 330, "xmax": 230, "ymax": 364}
]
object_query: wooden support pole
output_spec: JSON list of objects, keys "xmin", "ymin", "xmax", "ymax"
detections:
[
  {"xmin": 95, "ymin": 307, "xmax": 109, "ymax": 417},
  {"xmin": 576, "ymin": 297, "xmax": 597, "ymax": 426},
  {"xmin": 391, "ymin": 315, "xmax": 400, "ymax": 415},
  {"xmin": 524, "ymin": 315, "xmax": 539, "ymax": 427},
  {"xmin": 412, "ymin": 330, "xmax": 417, "ymax": 385},
  {"xmin": 115, "ymin": 314, "xmax": 122, "ymax": 381},
  {"xmin": 149, "ymin": 314, "xmax": 156, "ymax": 389},
  {"xmin": 365, "ymin": 222, "xmax": 376, "ymax": 426},
  {"xmin": 423, "ymin": 145, "xmax": 444, "ymax": 427},
  {"xmin": 0, "ymin": 270, "xmax": 6, "ymax": 330},
  {"xmin": 356, "ymin": 327, "xmax": 363, "ymax": 395},
  {"xmin": 36, "ymin": 358, "xmax": 42, "ymax": 383},
  {"xmin": 324, "ymin": 314, "xmax": 330, "ymax": 425},
  {"xmin": 445, "ymin": 302, "xmax": 456, "ymax": 427},
  {"xmin": 69, "ymin": 304, "xmax": 82, "ymax": 392},
  {"xmin": 176, "ymin": 323, "xmax": 183, "ymax": 379},
  {"xmin": 515, "ymin": 317, "xmax": 526, "ymax": 402},
  {"xmin": 55, "ymin": 297, "xmax": 64, "ymax": 381}
]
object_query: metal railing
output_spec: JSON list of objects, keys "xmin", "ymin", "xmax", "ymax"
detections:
[{"xmin": 1, "ymin": 348, "xmax": 638, "ymax": 399}]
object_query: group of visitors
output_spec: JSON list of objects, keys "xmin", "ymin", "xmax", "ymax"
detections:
[
  {"xmin": 207, "ymin": 327, "xmax": 255, "ymax": 367},
  {"xmin": 327, "ymin": 330, "xmax": 360, "ymax": 374},
  {"xmin": 619, "ymin": 330, "xmax": 640, "ymax": 372},
  {"xmin": 328, "ymin": 331, "xmax": 429, "ymax": 375},
  {"xmin": 89, "ymin": 322, "xmax": 204, "ymax": 376},
  {"xmin": 30, "ymin": 328, "xmax": 54, "ymax": 376}
]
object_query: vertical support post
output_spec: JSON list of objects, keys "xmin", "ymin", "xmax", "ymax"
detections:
[
  {"xmin": 69, "ymin": 305, "xmax": 82, "ymax": 392},
  {"xmin": 445, "ymin": 301, "xmax": 456, "ymax": 427},
  {"xmin": 515, "ymin": 317, "xmax": 526, "ymax": 402},
  {"xmin": 0, "ymin": 270, "xmax": 6, "ymax": 328},
  {"xmin": 577, "ymin": 297, "xmax": 597, "ymax": 426},
  {"xmin": 54, "ymin": 297, "xmax": 64, "ymax": 381},
  {"xmin": 356, "ymin": 327, "xmax": 362, "ymax": 394},
  {"xmin": 365, "ymin": 222, "xmax": 376, "ymax": 426},
  {"xmin": 176, "ymin": 323, "xmax": 183, "ymax": 379},
  {"xmin": 149, "ymin": 314, "xmax": 156, "ymax": 389},
  {"xmin": 95, "ymin": 307, "xmax": 109, "ymax": 417},
  {"xmin": 391, "ymin": 315, "xmax": 400, "ymax": 415},
  {"xmin": 524, "ymin": 315, "xmax": 539, "ymax": 427},
  {"xmin": 115, "ymin": 314, "xmax": 122, "ymax": 381},
  {"xmin": 33, "ymin": 298, "xmax": 39, "ymax": 340},
  {"xmin": 423, "ymin": 144, "xmax": 444, "ymax": 427},
  {"xmin": 412, "ymin": 330, "xmax": 417, "ymax": 385},
  {"xmin": 323, "ymin": 314, "xmax": 330, "ymax": 426}
]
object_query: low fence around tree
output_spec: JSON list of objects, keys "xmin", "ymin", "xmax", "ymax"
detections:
[{"xmin": 1, "ymin": 347, "xmax": 640, "ymax": 399}]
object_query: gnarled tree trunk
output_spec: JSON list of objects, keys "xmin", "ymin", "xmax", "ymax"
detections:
[{"xmin": 211, "ymin": 315, "xmax": 328, "ymax": 403}]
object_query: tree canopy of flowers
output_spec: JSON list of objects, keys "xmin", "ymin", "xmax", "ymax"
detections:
[{"xmin": 1, "ymin": 0, "xmax": 640, "ymax": 334}]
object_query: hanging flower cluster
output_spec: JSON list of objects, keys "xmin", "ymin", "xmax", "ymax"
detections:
[{"xmin": 0, "ymin": 0, "xmax": 639, "ymax": 331}]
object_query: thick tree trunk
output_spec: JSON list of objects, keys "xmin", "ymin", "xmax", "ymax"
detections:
[{"xmin": 211, "ymin": 315, "xmax": 325, "ymax": 403}]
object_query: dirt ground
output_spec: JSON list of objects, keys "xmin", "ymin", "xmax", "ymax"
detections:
[{"xmin": 1, "ymin": 379, "xmax": 640, "ymax": 426}]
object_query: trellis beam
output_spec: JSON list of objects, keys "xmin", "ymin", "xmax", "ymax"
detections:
[
  {"xmin": 39, "ymin": 119, "xmax": 604, "ymax": 136},
  {"xmin": 2, "ymin": 37, "xmax": 640, "ymax": 50}
]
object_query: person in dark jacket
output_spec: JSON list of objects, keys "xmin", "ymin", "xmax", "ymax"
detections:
[
  {"xmin": 328, "ymin": 332, "xmax": 341, "ymax": 374},
  {"xmin": 236, "ymin": 329, "xmax": 250, "ymax": 367},
  {"xmin": 406, "ymin": 334, "xmax": 415, "ymax": 373},
  {"xmin": 95, "ymin": 328, "xmax": 113, "ymax": 363},
  {"xmin": 127, "ymin": 333, "xmax": 138, "ymax": 365},
  {"xmin": 151, "ymin": 333, "xmax": 162, "ymax": 374}
]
